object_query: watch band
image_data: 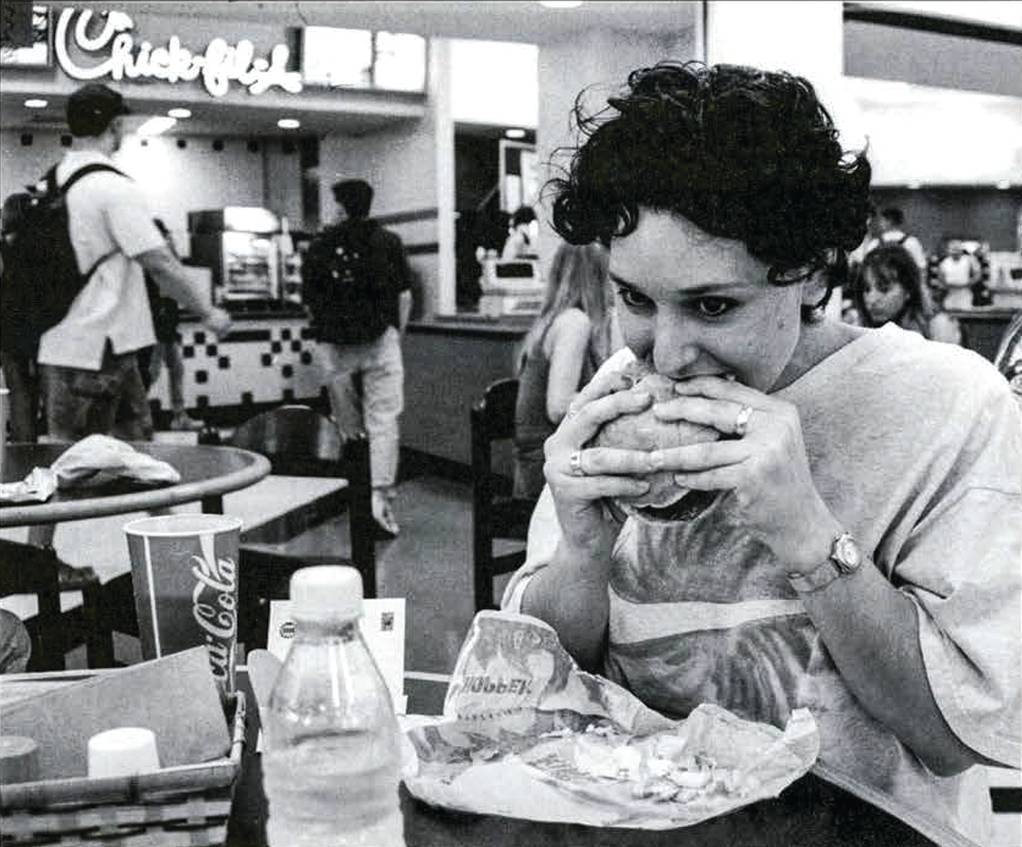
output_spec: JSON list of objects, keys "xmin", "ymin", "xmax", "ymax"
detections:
[
  {"xmin": 787, "ymin": 558, "xmax": 843, "ymax": 594},
  {"xmin": 787, "ymin": 532, "xmax": 862, "ymax": 594}
]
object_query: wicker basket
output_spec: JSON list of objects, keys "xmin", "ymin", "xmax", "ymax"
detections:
[{"xmin": 0, "ymin": 691, "xmax": 246, "ymax": 847}]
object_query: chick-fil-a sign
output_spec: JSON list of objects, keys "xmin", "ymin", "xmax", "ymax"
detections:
[{"xmin": 55, "ymin": 7, "xmax": 303, "ymax": 97}]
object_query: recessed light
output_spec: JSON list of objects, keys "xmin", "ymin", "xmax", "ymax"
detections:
[
  {"xmin": 24, "ymin": 98, "xmax": 48, "ymax": 108},
  {"xmin": 906, "ymin": 182, "xmax": 921, "ymax": 190},
  {"xmin": 538, "ymin": 1, "xmax": 584, "ymax": 8},
  {"xmin": 996, "ymin": 180, "xmax": 1011, "ymax": 190},
  {"xmin": 167, "ymin": 108, "xmax": 192, "ymax": 119},
  {"xmin": 277, "ymin": 118, "xmax": 300, "ymax": 130},
  {"xmin": 505, "ymin": 128, "xmax": 527, "ymax": 139}
]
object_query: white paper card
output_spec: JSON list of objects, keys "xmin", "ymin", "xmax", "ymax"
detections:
[{"xmin": 267, "ymin": 598, "xmax": 407, "ymax": 714}]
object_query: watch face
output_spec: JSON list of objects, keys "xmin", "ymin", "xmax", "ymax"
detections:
[{"xmin": 833, "ymin": 534, "xmax": 862, "ymax": 572}]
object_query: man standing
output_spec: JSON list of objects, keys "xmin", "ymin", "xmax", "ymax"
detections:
[
  {"xmin": 866, "ymin": 206, "xmax": 928, "ymax": 277},
  {"xmin": 36, "ymin": 83, "xmax": 231, "ymax": 443},
  {"xmin": 304, "ymin": 179, "xmax": 413, "ymax": 537}
]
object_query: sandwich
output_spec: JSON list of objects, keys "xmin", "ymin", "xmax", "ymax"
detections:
[{"xmin": 590, "ymin": 359, "xmax": 720, "ymax": 522}]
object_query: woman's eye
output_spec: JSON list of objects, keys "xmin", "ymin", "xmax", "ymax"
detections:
[
  {"xmin": 694, "ymin": 297, "xmax": 736, "ymax": 317},
  {"xmin": 616, "ymin": 286, "xmax": 652, "ymax": 309}
]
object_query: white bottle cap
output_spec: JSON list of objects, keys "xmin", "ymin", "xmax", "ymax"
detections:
[
  {"xmin": 290, "ymin": 565, "xmax": 363, "ymax": 621},
  {"xmin": 87, "ymin": 727, "xmax": 160, "ymax": 779}
]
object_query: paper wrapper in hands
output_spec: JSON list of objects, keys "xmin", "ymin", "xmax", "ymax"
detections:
[
  {"xmin": 51, "ymin": 435, "xmax": 181, "ymax": 489},
  {"xmin": 403, "ymin": 611, "xmax": 819, "ymax": 829}
]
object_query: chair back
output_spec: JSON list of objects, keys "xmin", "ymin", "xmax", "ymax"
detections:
[
  {"xmin": 0, "ymin": 540, "xmax": 63, "ymax": 670},
  {"xmin": 228, "ymin": 406, "xmax": 377, "ymax": 650},
  {"xmin": 228, "ymin": 405, "xmax": 344, "ymax": 476},
  {"xmin": 470, "ymin": 379, "xmax": 534, "ymax": 610}
]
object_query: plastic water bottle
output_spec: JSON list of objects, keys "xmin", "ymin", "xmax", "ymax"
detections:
[{"xmin": 262, "ymin": 566, "xmax": 405, "ymax": 847}]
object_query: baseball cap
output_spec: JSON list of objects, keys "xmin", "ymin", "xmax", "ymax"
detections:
[{"xmin": 66, "ymin": 84, "xmax": 132, "ymax": 138}]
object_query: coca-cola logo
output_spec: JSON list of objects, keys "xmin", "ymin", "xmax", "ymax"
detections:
[{"xmin": 191, "ymin": 554, "xmax": 237, "ymax": 683}]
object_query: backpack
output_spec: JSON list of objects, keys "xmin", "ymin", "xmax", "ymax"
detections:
[
  {"xmin": 0, "ymin": 163, "xmax": 125, "ymax": 358},
  {"xmin": 302, "ymin": 220, "xmax": 393, "ymax": 345}
]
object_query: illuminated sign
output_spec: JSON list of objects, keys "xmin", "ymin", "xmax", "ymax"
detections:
[{"xmin": 54, "ymin": 7, "xmax": 303, "ymax": 97}]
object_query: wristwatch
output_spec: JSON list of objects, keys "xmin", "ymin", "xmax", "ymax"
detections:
[{"xmin": 787, "ymin": 532, "xmax": 862, "ymax": 594}]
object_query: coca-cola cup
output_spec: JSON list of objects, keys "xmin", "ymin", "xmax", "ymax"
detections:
[{"xmin": 123, "ymin": 514, "xmax": 242, "ymax": 697}]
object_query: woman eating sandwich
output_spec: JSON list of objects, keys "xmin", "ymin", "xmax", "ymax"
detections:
[{"xmin": 502, "ymin": 61, "xmax": 1021, "ymax": 847}]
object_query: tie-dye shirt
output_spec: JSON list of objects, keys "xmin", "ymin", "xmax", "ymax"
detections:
[{"xmin": 503, "ymin": 324, "xmax": 1022, "ymax": 847}]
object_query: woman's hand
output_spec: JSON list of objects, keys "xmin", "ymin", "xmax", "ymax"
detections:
[
  {"xmin": 652, "ymin": 377, "xmax": 841, "ymax": 572},
  {"xmin": 542, "ymin": 368, "xmax": 657, "ymax": 560}
]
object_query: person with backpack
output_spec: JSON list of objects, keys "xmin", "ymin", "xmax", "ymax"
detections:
[
  {"xmin": 303, "ymin": 178, "xmax": 413, "ymax": 537},
  {"xmin": 1, "ymin": 192, "xmax": 42, "ymax": 442},
  {"xmin": 26, "ymin": 83, "xmax": 230, "ymax": 443}
]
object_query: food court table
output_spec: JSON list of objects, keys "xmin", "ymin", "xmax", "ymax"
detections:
[
  {"xmin": 0, "ymin": 443, "xmax": 271, "ymax": 527},
  {"xmin": 227, "ymin": 676, "xmax": 939, "ymax": 847}
]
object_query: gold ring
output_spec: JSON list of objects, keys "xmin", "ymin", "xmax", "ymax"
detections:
[
  {"xmin": 568, "ymin": 450, "xmax": 585, "ymax": 476},
  {"xmin": 733, "ymin": 405, "xmax": 754, "ymax": 437}
]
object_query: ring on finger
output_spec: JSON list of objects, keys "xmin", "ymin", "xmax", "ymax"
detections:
[
  {"xmin": 733, "ymin": 405, "xmax": 754, "ymax": 438},
  {"xmin": 568, "ymin": 449, "xmax": 586, "ymax": 476}
]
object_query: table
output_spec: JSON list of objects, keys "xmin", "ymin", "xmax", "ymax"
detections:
[
  {"xmin": 1, "ymin": 443, "xmax": 271, "ymax": 527},
  {"xmin": 226, "ymin": 677, "xmax": 939, "ymax": 847},
  {"xmin": 1, "ymin": 442, "xmax": 270, "ymax": 668}
]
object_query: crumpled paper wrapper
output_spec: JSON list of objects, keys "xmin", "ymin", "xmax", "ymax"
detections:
[
  {"xmin": 50, "ymin": 435, "xmax": 181, "ymax": 489},
  {"xmin": 403, "ymin": 611, "xmax": 819, "ymax": 829},
  {"xmin": 0, "ymin": 467, "xmax": 58, "ymax": 504}
]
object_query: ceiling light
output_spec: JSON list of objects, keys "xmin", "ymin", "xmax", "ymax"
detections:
[
  {"xmin": 538, "ymin": 1, "xmax": 584, "ymax": 8},
  {"xmin": 137, "ymin": 116, "xmax": 177, "ymax": 137},
  {"xmin": 906, "ymin": 182, "xmax": 921, "ymax": 190},
  {"xmin": 24, "ymin": 98, "xmax": 48, "ymax": 108},
  {"xmin": 505, "ymin": 128, "xmax": 526, "ymax": 139},
  {"xmin": 167, "ymin": 108, "xmax": 191, "ymax": 119},
  {"xmin": 277, "ymin": 118, "xmax": 300, "ymax": 130},
  {"xmin": 996, "ymin": 180, "xmax": 1011, "ymax": 190}
]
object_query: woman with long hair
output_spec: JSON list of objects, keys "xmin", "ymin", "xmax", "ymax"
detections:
[
  {"xmin": 854, "ymin": 243, "xmax": 960, "ymax": 343},
  {"xmin": 513, "ymin": 241, "xmax": 618, "ymax": 498}
]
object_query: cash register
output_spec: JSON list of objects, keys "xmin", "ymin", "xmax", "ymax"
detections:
[{"xmin": 477, "ymin": 252, "xmax": 544, "ymax": 317}]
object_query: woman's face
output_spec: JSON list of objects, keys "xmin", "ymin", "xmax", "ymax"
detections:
[
  {"xmin": 861, "ymin": 266, "xmax": 909, "ymax": 325},
  {"xmin": 608, "ymin": 210, "xmax": 811, "ymax": 391}
]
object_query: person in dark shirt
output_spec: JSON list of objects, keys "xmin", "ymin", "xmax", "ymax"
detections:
[{"xmin": 303, "ymin": 179, "xmax": 413, "ymax": 537}]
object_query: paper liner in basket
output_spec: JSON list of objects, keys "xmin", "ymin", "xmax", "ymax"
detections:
[{"xmin": 403, "ymin": 610, "xmax": 819, "ymax": 829}]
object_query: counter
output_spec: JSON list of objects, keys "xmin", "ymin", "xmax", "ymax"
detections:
[
  {"xmin": 152, "ymin": 312, "xmax": 534, "ymax": 476},
  {"xmin": 948, "ymin": 307, "xmax": 1020, "ymax": 362},
  {"xmin": 150, "ymin": 312, "xmax": 325, "ymax": 425},
  {"xmin": 402, "ymin": 316, "xmax": 532, "ymax": 472}
]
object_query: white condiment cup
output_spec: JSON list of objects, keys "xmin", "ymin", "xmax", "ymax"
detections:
[{"xmin": 87, "ymin": 727, "xmax": 161, "ymax": 779}]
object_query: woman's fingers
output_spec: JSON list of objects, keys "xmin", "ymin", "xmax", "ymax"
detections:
[
  {"xmin": 653, "ymin": 395, "xmax": 751, "ymax": 436},
  {"xmin": 568, "ymin": 366, "xmax": 634, "ymax": 413},
  {"xmin": 651, "ymin": 439, "xmax": 751, "ymax": 471},
  {"xmin": 556, "ymin": 446, "xmax": 657, "ymax": 477},
  {"xmin": 673, "ymin": 465, "xmax": 744, "ymax": 491},
  {"xmin": 556, "ymin": 474, "xmax": 652, "ymax": 499},
  {"xmin": 555, "ymin": 384, "xmax": 653, "ymax": 444}
]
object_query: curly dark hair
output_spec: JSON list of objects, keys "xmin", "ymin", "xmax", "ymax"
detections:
[{"xmin": 549, "ymin": 62, "xmax": 872, "ymax": 299}]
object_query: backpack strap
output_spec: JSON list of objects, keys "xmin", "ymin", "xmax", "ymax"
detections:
[
  {"xmin": 60, "ymin": 163, "xmax": 127, "ymax": 195},
  {"xmin": 51, "ymin": 163, "xmax": 130, "ymax": 281}
]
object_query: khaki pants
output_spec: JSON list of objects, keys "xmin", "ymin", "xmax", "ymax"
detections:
[{"xmin": 318, "ymin": 327, "xmax": 404, "ymax": 490}]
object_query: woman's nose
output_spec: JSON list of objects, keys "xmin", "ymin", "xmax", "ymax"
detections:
[{"xmin": 651, "ymin": 322, "xmax": 702, "ymax": 377}]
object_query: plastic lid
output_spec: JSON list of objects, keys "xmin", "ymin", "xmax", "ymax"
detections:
[{"xmin": 289, "ymin": 565, "xmax": 363, "ymax": 621}]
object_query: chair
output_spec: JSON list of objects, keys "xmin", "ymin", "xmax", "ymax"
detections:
[
  {"xmin": 0, "ymin": 539, "xmax": 111, "ymax": 670},
  {"xmin": 227, "ymin": 405, "xmax": 376, "ymax": 651},
  {"xmin": 471, "ymin": 379, "xmax": 537, "ymax": 611}
]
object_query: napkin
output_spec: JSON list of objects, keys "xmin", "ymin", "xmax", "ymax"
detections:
[
  {"xmin": 50, "ymin": 435, "xmax": 180, "ymax": 489},
  {"xmin": 0, "ymin": 467, "xmax": 58, "ymax": 504},
  {"xmin": 403, "ymin": 611, "xmax": 819, "ymax": 830}
]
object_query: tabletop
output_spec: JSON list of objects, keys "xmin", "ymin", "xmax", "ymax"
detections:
[
  {"xmin": 226, "ymin": 677, "xmax": 939, "ymax": 847},
  {"xmin": 0, "ymin": 442, "xmax": 271, "ymax": 527}
]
